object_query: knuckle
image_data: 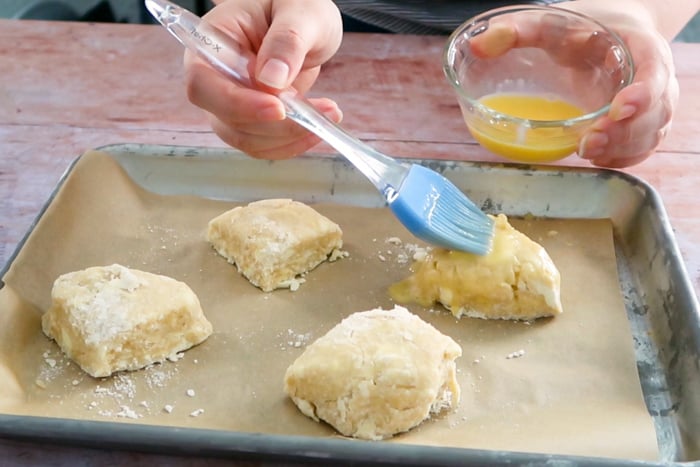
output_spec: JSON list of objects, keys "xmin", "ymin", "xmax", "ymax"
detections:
[
  {"xmin": 266, "ymin": 24, "xmax": 306, "ymax": 53},
  {"xmin": 657, "ymin": 95, "xmax": 674, "ymax": 128},
  {"xmin": 210, "ymin": 117, "xmax": 244, "ymax": 150},
  {"xmin": 183, "ymin": 61, "xmax": 209, "ymax": 106}
]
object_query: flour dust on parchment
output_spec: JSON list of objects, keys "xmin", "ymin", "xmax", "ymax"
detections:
[{"xmin": 33, "ymin": 345, "xmax": 209, "ymax": 420}]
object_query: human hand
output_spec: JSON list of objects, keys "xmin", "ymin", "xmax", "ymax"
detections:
[
  {"xmin": 183, "ymin": 0, "xmax": 343, "ymax": 159},
  {"xmin": 567, "ymin": 5, "xmax": 679, "ymax": 168},
  {"xmin": 469, "ymin": 5, "xmax": 678, "ymax": 168}
]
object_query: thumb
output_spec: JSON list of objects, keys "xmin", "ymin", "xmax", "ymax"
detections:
[
  {"xmin": 255, "ymin": 21, "xmax": 316, "ymax": 90},
  {"xmin": 255, "ymin": 5, "xmax": 341, "ymax": 90}
]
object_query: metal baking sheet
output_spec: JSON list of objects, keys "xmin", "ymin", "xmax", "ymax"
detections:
[{"xmin": 1, "ymin": 143, "xmax": 698, "ymax": 466}]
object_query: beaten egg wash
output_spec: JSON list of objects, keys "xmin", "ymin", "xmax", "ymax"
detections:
[{"xmin": 468, "ymin": 93, "xmax": 586, "ymax": 162}]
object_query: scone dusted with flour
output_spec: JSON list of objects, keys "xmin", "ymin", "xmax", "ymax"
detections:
[
  {"xmin": 207, "ymin": 198, "xmax": 344, "ymax": 292},
  {"xmin": 41, "ymin": 264, "xmax": 213, "ymax": 378},
  {"xmin": 390, "ymin": 214, "xmax": 562, "ymax": 320},
  {"xmin": 284, "ymin": 305, "xmax": 462, "ymax": 440}
]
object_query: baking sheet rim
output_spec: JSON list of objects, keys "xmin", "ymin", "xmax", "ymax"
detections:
[{"xmin": 0, "ymin": 143, "xmax": 695, "ymax": 466}]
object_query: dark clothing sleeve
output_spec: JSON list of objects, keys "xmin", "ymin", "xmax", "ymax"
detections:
[{"xmin": 333, "ymin": 0, "xmax": 573, "ymax": 34}]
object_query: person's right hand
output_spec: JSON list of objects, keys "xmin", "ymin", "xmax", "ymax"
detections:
[{"xmin": 183, "ymin": 0, "xmax": 344, "ymax": 159}]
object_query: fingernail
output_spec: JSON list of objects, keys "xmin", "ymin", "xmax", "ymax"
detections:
[
  {"xmin": 579, "ymin": 131, "xmax": 608, "ymax": 159},
  {"xmin": 325, "ymin": 107, "xmax": 343, "ymax": 123},
  {"xmin": 611, "ymin": 104, "xmax": 636, "ymax": 121},
  {"xmin": 257, "ymin": 104, "xmax": 285, "ymax": 121},
  {"xmin": 587, "ymin": 131, "xmax": 609, "ymax": 147},
  {"xmin": 479, "ymin": 23, "xmax": 517, "ymax": 57},
  {"xmin": 321, "ymin": 101, "xmax": 343, "ymax": 122},
  {"xmin": 258, "ymin": 58, "xmax": 290, "ymax": 89}
]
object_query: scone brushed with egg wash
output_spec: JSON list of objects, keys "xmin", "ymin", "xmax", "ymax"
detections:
[
  {"xmin": 207, "ymin": 198, "xmax": 345, "ymax": 292},
  {"xmin": 284, "ymin": 305, "xmax": 462, "ymax": 440},
  {"xmin": 390, "ymin": 214, "xmax": 562, "ymax": 320},
  {"xmin": 41, "ymin": 264, "xmax": 213, "ymax": 378}
]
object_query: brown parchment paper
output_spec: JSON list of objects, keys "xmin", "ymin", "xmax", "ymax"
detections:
[{"xmin": 0, "ymin": 150, "xmax": 659, "ymax": 460}]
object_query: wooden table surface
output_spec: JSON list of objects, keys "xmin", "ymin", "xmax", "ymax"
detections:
[{"xmin": 0, "ymin": 19, "xmax": 698, "ymax": 465}]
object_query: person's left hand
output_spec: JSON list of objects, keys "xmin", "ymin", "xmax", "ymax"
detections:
[
  {"xmin": 469, "ymin": 6, "xmax": 679, "ymax": 168},
  {"xmin": 566, "ymin": 5, "xmax": 679, "ymax": 167}
]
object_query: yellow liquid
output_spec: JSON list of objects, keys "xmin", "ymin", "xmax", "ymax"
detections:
[{"xmin": 468, "ymin": 93, "xmax": 585, "ymax": 163}]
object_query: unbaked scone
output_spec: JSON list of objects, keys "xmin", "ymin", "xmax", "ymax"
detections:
[
  {"xmin": 41, "ymin": 264, "xmax": 213, "ymax": 378},
  {"xmin": 207, "ymin": 199, "xmax": 344, "ymax": 292},
  {"xmin": 389, "ymin": 214, "xmax": 562, "ymax": 320},
  {"xmin": 284, "ymin": 305, "xmax": 462, "ymax": 440}
]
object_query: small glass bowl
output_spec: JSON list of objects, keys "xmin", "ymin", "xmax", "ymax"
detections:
[{"xmin": 443, "ymin": 5, "xmax": 634, "ymax": 163}]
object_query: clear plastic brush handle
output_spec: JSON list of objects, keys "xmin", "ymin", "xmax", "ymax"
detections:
[{"xmin": 146, "ymin": 0, "xmax": 408, "ymax": 197}]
